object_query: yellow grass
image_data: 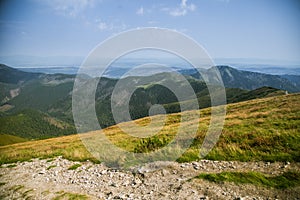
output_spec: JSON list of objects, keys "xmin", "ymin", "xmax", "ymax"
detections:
[{"xmin": 0, "ymin": 93, "xmax": 299, "ymax": 165}]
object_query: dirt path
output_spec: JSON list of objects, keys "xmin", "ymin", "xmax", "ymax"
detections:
[{"xmin": 0, "ymin": 157, "xmax": 299, "ymax": 199}]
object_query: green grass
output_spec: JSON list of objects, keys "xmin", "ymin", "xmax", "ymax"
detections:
[
  {"xmin": 22, "ymin": 189, "xmax": 34, "ymax": 199},
  {"xmin": 68, "ymin": 164, "xmax": 81, "ymax": 170},
  {"xmin": 195, "ymin": 171, "xmax": 300, "ymax": 189},
  {"xmin": 6, "ymin": 164, "xmax": 17, "ymax": 168},
  {"xmin": 0, "ymin": 134, "xmax": 27, "ymax": 146},
  {"xmin": 0, "ymin": 134, "xmax": 99, "ymax": 165},
  {"xmin": 11, "ymin": 185, "xmax": 24, "ymax": 192},
  {"xmin": 47, "ymin": 165, "xmax": 56, "ymax": 170},
  {"xmin": 133, "ymin": 135, "xmax": 172, "ymax": 153},
  {"xmin": 0, "ymin": 94, "xmax": 299, "ymax": 165},
  {"xmin": 179, "ymin": 93, "xmax": 300, "ymax": 163},
  {"xmin": 53, "ymin": 192, "xmax": 89, "ymax": 200}
]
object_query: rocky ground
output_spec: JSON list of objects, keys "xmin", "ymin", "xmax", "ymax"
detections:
[{"xmin": 0, "ymin": 157, "xmax": 299, "ymax": 200}]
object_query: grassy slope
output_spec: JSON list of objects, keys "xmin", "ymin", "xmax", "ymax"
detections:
[
  {"xmin": 0, "ymin": 93, "xmax": 299, "ymax": 164},
  {"xmin": 195, "ymin": 171, "xmax": 300, "ymax": 189},
  {"xmin": 0, "ymin": 134, "xmax": 28, "ymax": 146}
]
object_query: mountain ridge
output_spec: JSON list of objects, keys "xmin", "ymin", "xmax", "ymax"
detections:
[
  {"xmin": 185, "ymin": 65, "xmax": 300, "ymax": 92},
  {"xmin": 0, "ymin": 64, "xmax": 296, "ymax": 141}
]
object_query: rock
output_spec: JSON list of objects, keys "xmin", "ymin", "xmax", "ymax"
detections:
[
  {"xmin": 199, "ymin": 196, "xmax": 208, "ymax": 200},
  {"xmin": 282, "ymin": 165, "xmax": 288, "ymax": 169},
  {"xmin": 193, "ymin": 165, "xmax": 200, "ymax": 170},
  {"xmin": 38, "ymin": 170, "xmax": 46, "ymax": 174},
  {"xmin": 1, "ymin": 157, "xmax": 298, "ymax": 199},
  {"xmin": 161, "ymin": 169, "xmax": 169, "ymax": 176},
  {"xmin": 106, "ymin": 191, "xmax": 113, "ymax": 197},
  {"xmin": 132, "ymin": 178, "xmax": 142, "ymax": 185},
  {"xmin": 235, "ymin": 197, "xmax": 243, "ymax": 200},
  {"xmin": 192, "ymin": 162, "xmax": 200, "ymax": 170},
  {"xmin": 110, "ymin": 182, "xmax": 118, "ymax": 187}
]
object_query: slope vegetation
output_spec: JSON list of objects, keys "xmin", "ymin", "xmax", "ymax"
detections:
[
  {"xmin": 0, "ymin": 109, "xmax": 75, "ymax": 140},
  {"xmin": 0, "ymin": 93, "xmax": 299, "ymax": 165},
  {"xmin": 0, "ymin": 134, "xmax": 27, "ymax": 146},
  {"xmin": 0, "ymin": 64, "xmax": 41, "ymax": 84}
]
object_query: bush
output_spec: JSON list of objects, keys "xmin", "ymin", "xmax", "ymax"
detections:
[{"xmin": 134, "ymin": 135, "xmax": 170, "ymax": 153}]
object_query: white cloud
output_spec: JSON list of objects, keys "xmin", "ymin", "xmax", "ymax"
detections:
[
  {"xmin": 98, "ymin": 22, "xmax": 108, "ymax": 30},
  {"xmin": 95, "ymin": 18, "xmax": 111, "ymax": 31},
  {"xmin": 41, "ymin": 0, "xmax": 97, "ymax": 18},
  {"xmin": 95, "ymin": 19, "xmax": 127, "ymax": 32},
  {"xmin": 164, "ymin": 0, "xmax": 196, "ymax": 17},
  {"xmin": 148, "ymin": 20, "xmax": 158, "ymax": 25},
  {"xmin": 136, "ymin": 6, "xmax": 144, "ymax": 16},
  {"xmin": 41, "ymin": 0, "xmax": 127, "ymax": 32},
  {"xmin": 169, "ymin": 9, "xmax": 187, "ymax": 17}
]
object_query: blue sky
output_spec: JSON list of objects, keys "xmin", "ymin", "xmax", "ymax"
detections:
[{"xmin": 0, "ymin": 0, "xmax": 300, "ymax": 63}]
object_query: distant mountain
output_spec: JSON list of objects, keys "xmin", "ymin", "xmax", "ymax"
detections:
[
  {"xmin": 0, "ymin": 64, "xmax": 75, "ymax": 108},
  {"xmin": 0, "ymin": 82, "xmax": 18, "ymax": 104},
  {"xmin": 48, "ymin": 72, "xmax": 286, "ymax": 128},
  {"xmin": 163, "ymin": 86, "xmax": 285, "ymax": 113},
  {"xmin": 0, "ymin": 64, "xmax": 291, "ymax": 140},
  {"xmin": 0, "ymin": 109, "xmax": 75, "ymax": 139},
  {"xmin": 7, "ymin": 79, "xmax": 74, "ymax": 112},
  {"xmin": 185, "ymin": 66, "xmax": 300, "ymax": 92},
  {"xmin": 0, "ymin": 64, "xmax": 41, "ymax": 84},
  {"xmin": 280, "ymin": 75, "xmax": 300, "ymax": 88},
  {"xmin": 226, "ymin": 86, "xmax": 286, "ymax": 103},
  {"xmin": 17, "ymin": 66, "xmax": 79, "ymax": 75}
]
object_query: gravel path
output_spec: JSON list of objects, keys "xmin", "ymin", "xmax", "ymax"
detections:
[{"xmin": 0, "ymin": 157, "xmax": 299, "ymax": 199}]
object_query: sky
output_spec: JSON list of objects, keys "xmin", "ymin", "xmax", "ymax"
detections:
[{"xmin": 0, "ymin": 0, "xmax": 300, "ymax": 63}]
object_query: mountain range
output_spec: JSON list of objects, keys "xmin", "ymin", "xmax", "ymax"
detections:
[
  {"xmin": 180, "ymin": 66, "xmax": 300, "ymax": 92},
  {"xmin": 0, "ymin": 64, "xmax": 299, "ymax": 143}
]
